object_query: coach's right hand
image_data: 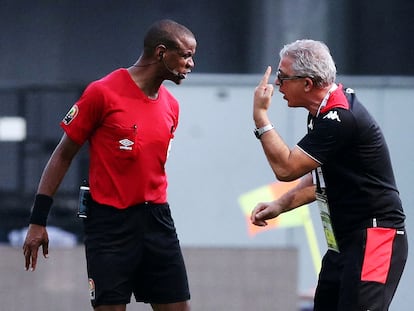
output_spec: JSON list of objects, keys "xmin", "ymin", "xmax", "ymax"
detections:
[
  {"xmin": 250, "ymin": 200, "xmax": 283, "ymax": 227},
  {"xmin": 23, "ymin": 224, "xmax": 49, "ymax": 271}
]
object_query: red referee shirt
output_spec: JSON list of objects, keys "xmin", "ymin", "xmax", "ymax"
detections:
[{"xmin": 61, "ymin": 69, "xmax": 179, "ymax": 208}]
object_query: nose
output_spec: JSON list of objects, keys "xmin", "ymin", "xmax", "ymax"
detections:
[
  {"xmin": 187, "ymin": 57, "xmax": 195, "ymax": 69},
  {"xmin": 275, "ymin": 77, "xmax": 281, "ymax": 86}
]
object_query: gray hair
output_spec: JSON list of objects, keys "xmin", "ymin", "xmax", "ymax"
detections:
[{"xmin": 279, "ymin": 39, "xmax": 336, "ymax": 88}]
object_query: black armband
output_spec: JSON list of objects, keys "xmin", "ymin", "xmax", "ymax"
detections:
[{"xmin": 29, "ymin": 194, "xmax": 53, "ymax": 226}]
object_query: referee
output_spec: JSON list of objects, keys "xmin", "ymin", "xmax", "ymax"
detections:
[{"xmin": 23, "ymin": 19, "xmax": 196, "ymax": 311}]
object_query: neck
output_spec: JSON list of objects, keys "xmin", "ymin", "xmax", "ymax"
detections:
[
  {"xmin": 127, "ymin": 65, "xmax": 162, "ymax": 99},
  {"xmin": 132, "ymin": 61, "xmax": 159, "ymax": 68},
  {"xmin": 311, "ymin": 83, "xmax": 337, "ymax": 117}
]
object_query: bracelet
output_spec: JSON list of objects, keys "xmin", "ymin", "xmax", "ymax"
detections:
[{"xmin": 29, "ymin": 194, "xmax": 53, "ymax": 226}]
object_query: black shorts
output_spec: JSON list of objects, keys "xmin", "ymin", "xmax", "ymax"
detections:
[
  {"xmin": 83, "ymin": 201, "xmax": 190, "ymax": 308},
  {"xmin": 314, "ymin": 227, "xmax": 408, "ymax": 311}
]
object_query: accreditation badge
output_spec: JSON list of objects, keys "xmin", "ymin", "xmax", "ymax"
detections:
[{"xmin": 316, "ymin": 191, "xmax": 339, "ymax": 252}]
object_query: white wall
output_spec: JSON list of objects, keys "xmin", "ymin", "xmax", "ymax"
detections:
[{"xmin": 166, "ymin": 74, "xmax": 414, "ymax": 310}]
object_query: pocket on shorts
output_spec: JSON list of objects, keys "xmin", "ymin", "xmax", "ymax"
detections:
[{"xmin": 151, "ymin": 204, "xmax": 176, "ymax": 232}]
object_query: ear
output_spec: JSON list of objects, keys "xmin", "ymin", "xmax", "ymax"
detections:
[
  {"xmin": 156, "ymin": 45, "xmax": 167, "ymax": 60},
  {"xmin": 304, "ymin": 78, "xmax": 313, "ymax": 91}
]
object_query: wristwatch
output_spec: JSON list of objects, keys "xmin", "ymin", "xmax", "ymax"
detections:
[{"xmin": 254, "ymin": 124, "xmax": 274, "ymax": 139}]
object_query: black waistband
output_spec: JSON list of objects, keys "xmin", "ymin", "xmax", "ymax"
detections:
[
  {"xmin": 91, "ymin": 199, "xmax": 168, "ymax": 210},
  {"xmin": 362, "ymin": 217, "xmax": 405, "ymax": 229}
]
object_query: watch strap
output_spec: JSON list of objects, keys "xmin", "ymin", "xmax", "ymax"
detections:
[{"xmin": 254, "ymin": 124, "xmax": 274, "ymax": 139}]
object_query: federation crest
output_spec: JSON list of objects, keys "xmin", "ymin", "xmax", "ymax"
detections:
[{"xmin": 62, "ymin": 104, "xmax": 79, "ymax": 125}]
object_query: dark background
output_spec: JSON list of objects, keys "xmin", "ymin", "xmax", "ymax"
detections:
[
  {"xmin": 0, "ymin": 0, "xmax": 413, "ymax": 242},
  {"xmin": 1, "ymin": 0, "xmax": 413, "ymax": 87}
]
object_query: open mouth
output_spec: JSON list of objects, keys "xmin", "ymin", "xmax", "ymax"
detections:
[{"xmin": 178, "ymin": 70, "xmax": 191, "ymax": 79}]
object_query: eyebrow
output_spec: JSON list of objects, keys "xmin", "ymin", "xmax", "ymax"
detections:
[{"xmin": 176, "ymin": 50, "xmax": 193, "ymax": 58}]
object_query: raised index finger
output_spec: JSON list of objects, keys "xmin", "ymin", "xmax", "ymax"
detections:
[{"xmin": 259, "ymin": 66, "xmax": 272, "ymax": 87}]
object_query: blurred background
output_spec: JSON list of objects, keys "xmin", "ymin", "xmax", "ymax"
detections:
[{"xmin": 1, "ymin": 0, "xmax": 413, "ymax": 310}]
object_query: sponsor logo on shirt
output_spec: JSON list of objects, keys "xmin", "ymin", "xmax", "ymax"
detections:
[
  {"xmin": 119, "ymin": 138, "xmax": 134, "ymax": 150},
  {"xmin": 308, "ymin": 119, "xmax": 314, "ymax": 130},
  {"xmin": 62, "ymin": 104, "xmax": 79, "ymax": 125},
  {"xmin": 323, "ymin": 110, "xmax": 341, "ymax": 122}
]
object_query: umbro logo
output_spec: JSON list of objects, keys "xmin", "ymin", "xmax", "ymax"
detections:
[
  {"xmin": 323, "ymin": 111, "xmax": 341, "ymax": 122},
  {"xmin": 119, "ymin": 139, "xmax": 134, "ymax": 150}
]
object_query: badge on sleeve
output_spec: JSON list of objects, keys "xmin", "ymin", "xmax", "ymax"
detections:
[{"xmin": 62, "ymin": 104, "xmax": 79, "ymax": 125}]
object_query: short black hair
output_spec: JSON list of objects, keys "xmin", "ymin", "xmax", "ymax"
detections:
[{"xmin": 143, "ymin": 19, "xmax": 194, "ymax": 55}]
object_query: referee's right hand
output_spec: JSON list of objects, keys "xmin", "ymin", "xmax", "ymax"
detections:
[{"xmin": 23, "ymin": 224, "xmax": 49, "ymax": 271}]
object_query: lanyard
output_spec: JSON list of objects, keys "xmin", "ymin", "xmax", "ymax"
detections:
[
  {"xmin": 313, "ymin": 168, "xmax": 340, "ymax": 252},
  {"xmin": 313, "ymin": 167, "xmax": 325, "ymax": 193},
  {"xmin": 316, "ymin": 83, "xmax": 338, "ymax": 118}
]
